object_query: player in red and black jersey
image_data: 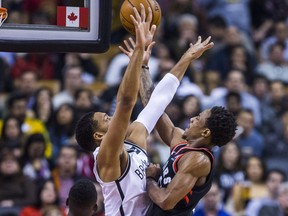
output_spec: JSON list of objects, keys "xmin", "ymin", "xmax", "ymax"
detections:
[
  {"xmin": 137, "ymin": 42, "xmax": 238, "ymax": 215},
  {"xmin": 145, "ymin": 106, "xmax": 237, "ymax": 216}
]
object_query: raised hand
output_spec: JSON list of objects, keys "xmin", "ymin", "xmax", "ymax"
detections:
[
  {"xmin": 130, "ymin": 4, "xmax": 148, "ymax": 49},
  {"xmin": 119, "ymin": 37, "xmax": 156, "ymax": 64},
  {"xmin": 184, "ymin": 36, "xmax": 214, "ymax": 60}
]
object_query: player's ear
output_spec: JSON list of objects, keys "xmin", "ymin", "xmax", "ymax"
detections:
[
  {"xmin": 201, "ymin": 128, "xmax": 211, "ymax": 138},
  {"xmin": 93, "ymin": 204, "xmax": 98, "ymax": 213},
  {"xmin": 66, "ymin": 198, "xmax": 69, "ymax": 206},
  {"xmin": 93, "ymin": 132, "xmax": 104, "ymax": 141}
]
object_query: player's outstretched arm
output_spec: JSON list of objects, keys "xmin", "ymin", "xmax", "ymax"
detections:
[
  {"xmin": 153, "ymin": 36, "xmax": 214, "ymax": 146},
  {"xmin": 97, "ymin": 4, "xmax": 151, "ymax": 182}
]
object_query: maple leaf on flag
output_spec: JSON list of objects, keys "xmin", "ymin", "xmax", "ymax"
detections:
[{"xmin": 68, "ymin": 12, "xmax": 78, "ymax": 22}]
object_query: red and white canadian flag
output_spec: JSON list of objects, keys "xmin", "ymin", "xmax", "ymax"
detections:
[{"xmin": 57, "ymin": 6, "xmax": 89, "ymax": 29}]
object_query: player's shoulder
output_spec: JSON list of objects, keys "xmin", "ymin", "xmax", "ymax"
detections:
[{"xmin": 179, "ymin": 151, "xmax": 212, "ymax": 176}]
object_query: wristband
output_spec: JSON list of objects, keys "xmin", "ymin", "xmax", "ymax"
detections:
[{"xmin": 142, "ymin": 64, "xmax": 149, "ymax": 70}]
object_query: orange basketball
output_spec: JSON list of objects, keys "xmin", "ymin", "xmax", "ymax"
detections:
[
  {"xmin": 120, "ymin": 0, "xmax": 161, "ymax": 35},
  {"xmin": 0, "ymin": 8, "xmax": 8, "ymax": 20}
]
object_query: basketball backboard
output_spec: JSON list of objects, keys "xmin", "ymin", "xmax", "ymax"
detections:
[{"xmin": 0, "ymin": 0, "xmax": 112, "ymax": 53}]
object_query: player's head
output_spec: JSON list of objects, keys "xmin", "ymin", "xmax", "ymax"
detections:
[
  {"xmin": 75, "ymin": 112, "xmax": 111, "ymax": 151},
  {"xmin": 183, "ymin": 106, "xmax": 237, "ymax": 147},
  {"xmin": 66, "ymin": 179, "xmax": 98, "ymax": 216}
]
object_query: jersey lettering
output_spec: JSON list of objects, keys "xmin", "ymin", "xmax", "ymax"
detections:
[
  {"xmin": 135, "ymin": 169, "xmax": 144, "ymax": 179},
  {"xmin": 134, "ymin": 159, "xmax": 148, "ymax": 180},
  {"xmin": 129, "ymin": 146, "xmax": 141, "ymax": 154},
  {"xmin": 163, "ymin": 177, "xmax": 171, "ymax": 185}
]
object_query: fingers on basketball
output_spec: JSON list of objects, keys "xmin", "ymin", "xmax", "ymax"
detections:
[{"xmin": 120, "ymin": 0, "xmax": 162, "ymax": 35}]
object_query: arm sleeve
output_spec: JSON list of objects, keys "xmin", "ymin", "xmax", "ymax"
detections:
[{"xmin": 135, "ymin": 73, "xmax": 180, "ymax": 134}]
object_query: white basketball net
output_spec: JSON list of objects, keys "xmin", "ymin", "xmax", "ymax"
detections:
[{"xmin": 0, "ymin": 11, "xmax": 7, "ymax": 27}]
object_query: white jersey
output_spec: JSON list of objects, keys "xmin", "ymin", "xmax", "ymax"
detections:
[{"xmin": 93, "ymin": 141, "xmax": 151, "ymax": 216}]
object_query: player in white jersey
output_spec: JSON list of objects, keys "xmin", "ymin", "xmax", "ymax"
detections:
[{"xmin": 93, "ymin": 141, "xmax": 150, "ymax": 215}]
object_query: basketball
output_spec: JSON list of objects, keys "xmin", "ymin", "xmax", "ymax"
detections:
[
  {"xmin": 0, "ymin": 8, "xmax": 7, "ymax": 20},
  {"xmin": 120, "ymin": 0, "xmax": 161, "ymax": 35}
]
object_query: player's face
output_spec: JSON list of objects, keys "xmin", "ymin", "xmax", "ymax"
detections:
[
  {"xmin": 183, "ymin": 109, "xmax": 211, "ymax": 140},
  {"xmin": 93, "ymin": 112, "xmax": 111, "ymax": 133}
]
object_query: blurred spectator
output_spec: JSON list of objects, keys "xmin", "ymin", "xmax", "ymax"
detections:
[
  {"xmin": 246, "ymin": 168, "xmax": 287, "ymax": 216},
  {"xmin": 49, "ymin": 103, "xmax": 77, "ymax": 159},
  {"xmin": 256, "ymin": 42, "xmax": 288, "ymax": 84},
  {"xmin": 260, "ymin": 80, "xmax": 287, "ymax": 135},
  {"xmin": 0, "ymin": 116, "xmax": 23, "ymax": 157},
  {"xmin": 53, "ymin": 65, "xmax": 84, "ymax": 110},
  {"xmin": 31, "ymin": 87, "xmax": 54, "ymax": 128},
  {"xmin": 0, "ymin": 150, "xmax": 36, "ymax": 215},
  {"xmin": 249, "ymin": 0, "xmax": 274, "ymax": 47},
  {"xmin": 231, "ymin": 156, "xmax": 268, "ymax": 215},
  {"xmin": 202, "ymin": 70, "xmax": 261, "ymax": 126},
  {"xmin": 22, "ymin": 133, "xmax": 51, "ymax": 182},
  {"xmin": 168, "ymin": 14, "xmax": 198, "ymax": 61},
  {"xmin": 42, "ymin": 205, "xmax": 64, "ymax": 216},
  {"xmin": 194, "ymin": 181, "xmax": 231, "ymax": 216},
  {"xmin": 202, "ymin": 70, "xmax": 221, "ymax": 95},
  {"xmin": 225, "ymin": 91, "xmax": 242, "ymax": 117},
  {"xmin": 260, "ymin": 21, "xmax": 288, "ymax": 62},
  {"xmin": 196, "ymin": 0, "xmax": 251, "ymax": 35},
  {"xmin": 0, "ymin": 92, "xmax": 53, "ymax": 158},
  {"xmin": 56, "ymin": 53, "xmax": 100, "ymax": 84},
  {"xmin": 20, "ymin": 179, "xmax": 66, "ymax": 216},
  {"xmin": 74, "ymin": 88, "xmax": 99, "ymax": 122},
  {"xmin": 215, "ymin": 141, "xmax": 244, "ymax": 204},
  {"xmin": 250, "ymin": 75, "xmax": 271, "ymax": 133},
  {"xmin": 51, "ymin": 145, "xmax": 81, "ymax": 208},
  {"xmin": 104, "ymin": 49, "xmax": 159, "ymax": 87},
  {"xmin": 15, "ymin": 69, "xmax": 38, "ymax": 109},
  {"xmin": 206, "ymin": 16, "xmax": 228, "ymax": 51},
  {"xmin": 10, "ymin": 53, "xmax": 57, "ymax": 80},
  {"xmin": 205, "ymin": 26, "xmax": 257, "ymax": 81},
  {"xmin": 258, "ymin": 181, "xmax": 288, "ymax": 216},
  {"xmin": 235, "ymin": 109, "xmax": 264, "ymax": 159},
  {"xmin": 76, "ymin": 150, "xmax": 95, "ymax": 180},
  {"xmin": 229, "ymin": 44, "xmax": 256, "ymax": 84},
  {"xmin": 263, "ymin": 111, "xmax": 288, "ymax": 177},
  {"xmin": 177, "ymin": 94, "xmax": 201, "ymax": 129},
  {"xmin": 0, "ymin": 57, "xmax": 14, "ymax": 98}
]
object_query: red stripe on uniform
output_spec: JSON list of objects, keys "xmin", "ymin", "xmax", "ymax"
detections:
[{"xmin": 184, "ymin": 195, "xmax": 189, "ymax": 204}]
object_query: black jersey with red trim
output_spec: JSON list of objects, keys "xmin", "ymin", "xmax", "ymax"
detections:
[{"xmin": 147, "ymin": 142, "xmax": 215, "ymax": 216}]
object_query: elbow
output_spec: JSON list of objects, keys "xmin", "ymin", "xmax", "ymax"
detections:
[{"xmin": 117, "ymin": 96, "xmax": 136, "ymax": 110}]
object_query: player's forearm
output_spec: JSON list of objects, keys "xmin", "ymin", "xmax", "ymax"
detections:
[
  {"xmin": 146, "ymin": 179, "xmax": 175, "ymax": 211},
  {"xmin": 139, "ymin": 67, "xmax": 154, "ymax": 106},
  {"xmin": 117, "ymin": 47, "xmax": 144, "ymax": 105},
  {"xmin": 169, "ymin": 54, "xmax": 193, "ymax": 81}
]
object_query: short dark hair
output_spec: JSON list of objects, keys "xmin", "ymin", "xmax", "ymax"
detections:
[
  {"xmin": 208, "ymin": 15, "xmax": 227, "ymax": 29},
  {"xmin": 68, "ymin": 179, "xmax": 97, "ymax": 208},
  {"xmin": 267, "ymin": 168, "xmax": 287, "ymax": 182},
  {"xmin": 75, "ymin": 112, "xmax": 98, "ymax": 152},
  {"xmin": 206, "ymin": 106, "xmax": 237, "ymax": 147},
  {"xmin": 6, "ymin": 92, "xmax": 28, "ymax": 109}
]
